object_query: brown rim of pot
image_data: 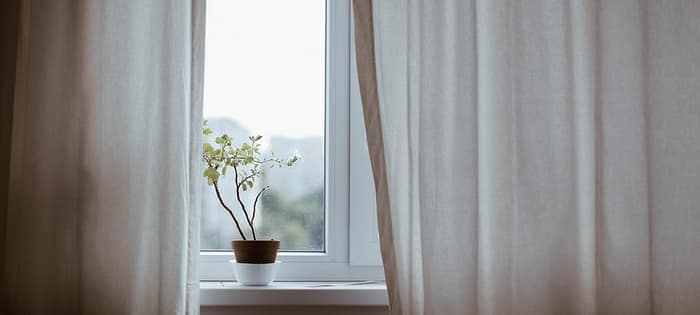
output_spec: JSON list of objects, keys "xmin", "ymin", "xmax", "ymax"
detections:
[{"xmin": 231, "ymin": 240, "xmax": 280, "ymax": 264}]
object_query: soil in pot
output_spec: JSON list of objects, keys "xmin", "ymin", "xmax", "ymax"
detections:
[{"xmin": 232, "ymin": 240, "xmax": 280, "ymax": 264}]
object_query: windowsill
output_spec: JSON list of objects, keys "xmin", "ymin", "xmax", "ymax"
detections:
[{"xmin": 200, "ymin": 281, "xmax": 389, "ymax": 306}]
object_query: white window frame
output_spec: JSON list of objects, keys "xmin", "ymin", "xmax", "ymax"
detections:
[{"xmin": 199, "ymin": 0, "xmax": 384, "ymax": 281}]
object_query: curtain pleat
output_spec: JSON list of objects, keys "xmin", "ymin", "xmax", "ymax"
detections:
[
  {"xmin": 353, "ymin": 1, "xmax": 403, "ymax": 314},
  {"xmin": 1, "ymin": 1, "xmax": 205, "ymax": 314},
  {"xmin": 354, "ymin": 0, "xmax": 700, "ymax": 314},
  {"xmin": 0, "ymin": 0, "xmax": 22, "ymax": 304}
]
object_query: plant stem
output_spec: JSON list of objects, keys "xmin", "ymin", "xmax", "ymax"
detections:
[
  {"xmin": 213, "ymin": 181, "xmax": 247, "ymax": 240},
  {"xmin": 232, "ymin": 162, "xmax": 256, "ymax": 240},
  {"xmin": 251, "ymin": 186, "xmax": 269, "ymax": 223},
  {"xmin": 236, "ymin": 171, "xmax": 258, "ymax": 190}
]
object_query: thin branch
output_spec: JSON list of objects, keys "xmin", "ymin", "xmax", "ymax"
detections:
[
  {"xmin": 254, "ymin": 157, "xmax": 280, "ymax": 164},
  {"xmin": 251, "ymin": 186, "xmax": 270, "ymax": 223},
  {"xmin": 232, "ymin": 161, "xmax": 256, "ymax": 240},
  {"xmin": 213, "ymin": 180, "xmax": 247, "ymax": 240},
  {"xmin": 235, "ymin": 160, "xmax": 283, "ymax": 189},
  {"xmin": 236, "ymin": 170, "xmax": 259, "ymax": 190},
  {"xmin": 233, "ymin": 156, "xmax": 280, "ymax": 166}
]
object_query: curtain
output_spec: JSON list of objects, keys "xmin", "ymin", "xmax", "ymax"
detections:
[
  {"xmin": 1, "ymin": 0, "xmax": 205, "ymax": 314},
  {"xmin": 354, "ymin": 0, "xmax": 700, "ymax": 314}
]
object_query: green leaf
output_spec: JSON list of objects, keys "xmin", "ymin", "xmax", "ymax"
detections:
[
  {"xmin": 203, "ymin": 143, "xmax": 214, "ymax": 153},
  {"xmin": 203, "ymin": 128, "xmax": 213, "ymax": 136},
  {"xmin": 203, "ymin": 167, "xmax": 220, "ymax": 183}
]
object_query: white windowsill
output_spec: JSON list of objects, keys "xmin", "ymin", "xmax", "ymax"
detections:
[{"xmin": 200, "ymin": 281, "xmax": 389, "ymax": 306}]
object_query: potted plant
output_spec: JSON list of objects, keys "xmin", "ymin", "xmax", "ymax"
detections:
[{"xmin": 201, "ymin": 120, "xmax": 300, "ymax": 285}]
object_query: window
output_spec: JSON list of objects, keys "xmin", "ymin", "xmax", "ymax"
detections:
[
  {"xmin": 200, "ymin": 0, "xmax": 383, "ymax": 281},
  {"xmin": 202, "ymin": 0, "xmax": 326, "ymax": 253}
]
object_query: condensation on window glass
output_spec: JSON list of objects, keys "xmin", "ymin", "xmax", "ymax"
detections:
[{"xmin": 201, "ymin": 0, "xmax": 326, "ymax": 251}]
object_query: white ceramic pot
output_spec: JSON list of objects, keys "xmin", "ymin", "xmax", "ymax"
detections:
[{"xmin": 230, "ymin": 260, "xmax": 281, "ymax": 286}]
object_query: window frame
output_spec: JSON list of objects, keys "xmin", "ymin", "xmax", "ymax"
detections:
[{"xmin": 199, "ymin": 0, "xmax": 384, "ymax": 281}]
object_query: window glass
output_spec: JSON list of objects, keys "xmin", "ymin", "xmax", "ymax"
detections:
[{"xmin": 202, "ymin": 0, "xmax": 326, "ymax": 251}]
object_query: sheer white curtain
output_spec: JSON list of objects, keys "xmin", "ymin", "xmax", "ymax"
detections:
[
  {"xmin": 1, "ymin": 0, "xmax": 204, "ymax": 314},
  {"xmin": 354, "ymin": 0, "xmax": 700, "ymax": 314}
]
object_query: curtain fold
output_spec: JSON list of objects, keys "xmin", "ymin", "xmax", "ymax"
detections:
[
  {"xmin": 0, "ymin": 0, "xmax": 21, "ymax": 297},
  {"xmin": 1, "ymin": 0, "xmax": 205, "ymax": 314},
  {"xmin": 354, "ymin": 0, "xmax": 700, "ymax": 314}
]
